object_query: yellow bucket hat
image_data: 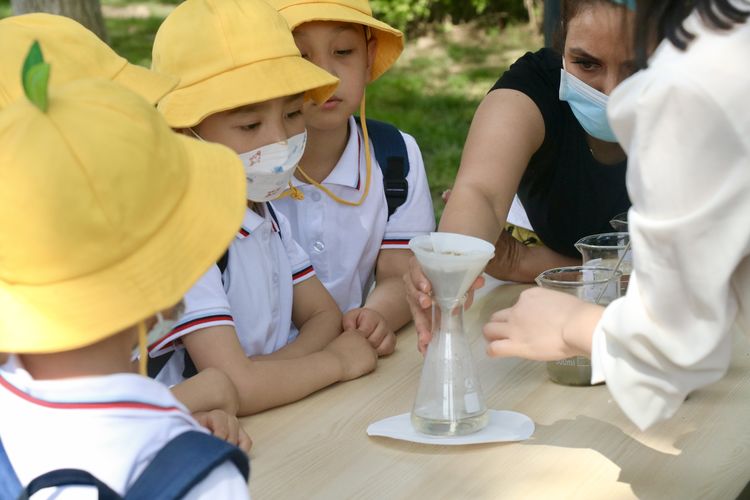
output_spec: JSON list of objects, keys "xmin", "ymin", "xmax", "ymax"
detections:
[
  {"xmin": 0, "ymin": 13, "xmax": 177, "ymax": 109},
  {"xmin": 152, "ymin": 0, "xmax": 339, "ymax": 129},
  {"xmin": 268, "ymin": 0, "xmax": 404, "ymax": 81},
  {"xmin": 0, "ymin": 76, "xmax": 246, "ymax": 354}
]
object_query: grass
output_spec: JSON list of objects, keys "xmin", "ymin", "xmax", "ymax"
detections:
[{"xmin": 2, "ymin": 1, "xmax": 541, "ymax": 220}]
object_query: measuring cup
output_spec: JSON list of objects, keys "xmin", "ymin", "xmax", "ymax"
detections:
[
  {"xmin": 575, "ymin": 232, "xmax": 632, "ymax": 295},
  {"xmin": 535, "ymin": 266, "xmax": 622, "ymax": 386}
]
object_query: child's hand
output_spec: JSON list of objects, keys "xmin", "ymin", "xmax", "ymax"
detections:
[
  {"xmin": 342, "ymin": 308, "xmax": 396, "ymax": 356},
  {"xmin": 324, "ymin": 330, "xmax": 377, "ymax": 381},
  {"xmin": 193, "ymin": 409, "xmax": 253, "ymax": 454}
]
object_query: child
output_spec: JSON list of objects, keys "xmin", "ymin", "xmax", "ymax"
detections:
[
  {"xmin": 0, "ymin": 55, "xmax": 250, "ymax": 497},
  {"xmin": 268, "ymin": 0, "xmax": 436, "ymax": 356},
  {"xmin": 149, "ymin": 0, "xmax": 378, "ymax": 416},
  {"xmin": 0, "ymin": 12, "xmax": 249, "ymax": 424},
  {"xmin": 0, "ymin": 13, "xmax": 176, "ymax": 109}
]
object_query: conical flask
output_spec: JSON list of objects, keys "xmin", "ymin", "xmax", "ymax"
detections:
[{"xmin": 409, "ymin": 233, "xmax": 495, "ymax": 436}]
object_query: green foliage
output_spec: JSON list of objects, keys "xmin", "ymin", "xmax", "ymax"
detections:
[
  {"xmin": 370, "ymin": 0, "xmax": 431, "ymax": 32},
  {"xmin": 371, "ymin": 0, "xmax": 530, "ymax": 34}
]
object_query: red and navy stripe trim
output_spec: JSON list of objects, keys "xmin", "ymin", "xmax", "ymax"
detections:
[
  {"xmin": 382, "ymin": 239, "xmax": 410, "ymax": 246},
  {"xmin": 292, "ymin": 265, "xmax": 315, "ymax": 281},
  {"xmin": 239, "ymin": 227, "xmax": 250, "ymax": 237},
  {"xmin": 150, "ymin": 314, "xmax": 234, "ymax": 352},
  {"xmin": 0, "ymin": 375, "xmax": 183, "ymax": 412}
]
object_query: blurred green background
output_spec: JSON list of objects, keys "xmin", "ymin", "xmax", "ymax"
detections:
[{"xmin": 1, "ymin": 0, "xmax": 543, "ymax": 219}]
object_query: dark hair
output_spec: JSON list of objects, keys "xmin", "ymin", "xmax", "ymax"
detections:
[
  {"xmin": 553, "ymin": 0, "xmax": 631, "ymax": 52},
  {"xmin": 634, "ymin": 0, "xmax": 750, "ymax": 66}
]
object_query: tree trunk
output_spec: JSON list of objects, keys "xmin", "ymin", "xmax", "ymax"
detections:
[
  {"xmin": 524, "ymin": 0, "xmax": 540, "ymax": 32},
  {"xmin": 11, "ymin": 0, "xmax": 108, "ymax": 42}
]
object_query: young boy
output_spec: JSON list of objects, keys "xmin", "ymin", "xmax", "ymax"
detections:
[
  {"xmin": 0, "ymin": 60, "xmax": 250, "ymax": 497},
  {"xmin": 0, "ymin": 12, "xmax": 248, "ymax": 424},
  {"xmin": 0, "ymin": 13, "xmax": 176, "ymax": 110},
  {"xmin": 268, "ymin": 0, "xmax": 436, "ymax": 356},
  {"xmin": 149, "ymin": 0, "xmax": 378, "ymax": 416}
]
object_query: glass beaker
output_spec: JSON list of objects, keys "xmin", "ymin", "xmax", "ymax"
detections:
[
  {"xmin": 575, "ymin": 232, "xmax": 632, "ymax": 295},
  {"xmin": 535, "ymin": 266, "xmax": 622, "ymax": 386},
  {"xmin": 609, "ymin": 211, "xmax": 629, "ymax": 232},
  {"xmin": 409, "ymin": 233, "xmax": 495, "ymax": 436}
]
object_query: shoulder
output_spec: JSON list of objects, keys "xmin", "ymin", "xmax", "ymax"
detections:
[{"xmin": 491, "ymin": 48, "xmax": 562, "ymax": 94}]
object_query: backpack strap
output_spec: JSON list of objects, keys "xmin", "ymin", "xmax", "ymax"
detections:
[
  {"xmin": 217, "ymin": 250, "xmax": 230, "ymax": 276},
  {"xmin": 354, "ymin": 117, "xmax": 410, "ymax": 219},
  {"xmin": 125, "ymin": 431, "xmax": 250, "ymax": 500},
  {"xmin": 0, "ymin": 438, "xmax": 22, "ymax": 500},
  {"xmin": 24, "ymin": 469, "xmax": 120, "ymax": 500}
]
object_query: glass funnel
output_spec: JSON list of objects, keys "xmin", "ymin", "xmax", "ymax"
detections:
[{"xmin": 408, "ymin": 233, "xmax": 495, "ymax": 436}]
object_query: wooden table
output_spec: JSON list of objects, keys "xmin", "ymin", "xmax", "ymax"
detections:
[{"xmin": 242, "ymin": 279, "xmax": 750, "ymax": 500}]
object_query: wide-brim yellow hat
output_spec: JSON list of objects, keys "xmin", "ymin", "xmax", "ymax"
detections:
[
  {"xmin": 0, "ymin": 13, "xmax": 177, "ymax": 109},
  {"xmin": 153, "ymin": 0, "xmax": 339, "ymax": 128},
  {"xmin": 0, "ymin": 79, "xmax": 246, "ymax": 354},
  {"xmin": 268, "ymin": 0, "xmax": 404, "ymax": 81}
]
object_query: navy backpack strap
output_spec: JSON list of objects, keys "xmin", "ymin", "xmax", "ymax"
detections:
[
  {"xmin": 354, "ymin": 116, "xmax": 410, "ymax": 219},
  {"xmin": 217, "ymin": 250, "xmax": 230, "ymax": 276},
  {"xmin": 0, "ymin": 438, "xmax": 22, "ymax": 500},
  {"xmin": 125, "ymin": 431, "xmax": 249, "ymax": 500},
  {"xmin": 24, "ymin": 469, "xmax": 120, "ymax": 500}
]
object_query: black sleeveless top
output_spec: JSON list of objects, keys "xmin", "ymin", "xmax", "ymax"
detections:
[{"xmin": 491, "ymin": 48, "xmax": 631, "ymax": 258}]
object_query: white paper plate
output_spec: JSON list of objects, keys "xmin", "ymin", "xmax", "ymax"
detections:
[{"xmin": 367, "ymin": 410, "xmax": 534, "ymax": 445}]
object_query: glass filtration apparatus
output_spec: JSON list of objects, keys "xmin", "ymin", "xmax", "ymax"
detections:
[{"xmin": 409, "ymin": 233, "xmax": 495, "ymax": 436}]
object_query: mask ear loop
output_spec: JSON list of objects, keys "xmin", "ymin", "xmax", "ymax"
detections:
[
  {"xmin": 138, "ymin": 321, "xmax": 148, "ymax": 377},
  {"xmin": 292, "ymin": 95, "xmax": 373, "ymax": 206},
  {"xmin": 277, "ymin": 181, "xmax": 305, "ymax": 201}
]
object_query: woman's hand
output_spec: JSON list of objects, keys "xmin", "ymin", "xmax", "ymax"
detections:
[
  {"xmin": 405, "ymin": 256, "xmax": 485, "ymax": 354},
  {"xmin": 483, "ymin": 287, "xmax": 602, "ymax": 360}
]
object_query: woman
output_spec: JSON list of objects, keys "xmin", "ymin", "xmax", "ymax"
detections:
[
  {"xmin": 407, "ymin": 0, "xmax": 635, "ymax": 352},
  {"xmin": 484, "ymin": 0, "xmax": 750, "ymax": 430}
]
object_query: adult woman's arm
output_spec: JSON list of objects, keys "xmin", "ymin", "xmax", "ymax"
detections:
[{"xmin": 408, "ymin": 88, "xmax": 575, "ymax": 352}]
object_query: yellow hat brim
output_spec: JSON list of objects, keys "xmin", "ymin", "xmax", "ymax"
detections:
[
  {"xmin": 0, "ymin": 136, "xmax": 245, "ymax": 354},
  {"xmin": 158, "ymin": 55, "xmax": 339, "ymax": 129},
  {"xmin": 277, "ymin": 3, "xmax": 404, "ymax": 80},
  {"xmin": 113, "ymin": 62, "xmax": 180, "ymax": 105}
]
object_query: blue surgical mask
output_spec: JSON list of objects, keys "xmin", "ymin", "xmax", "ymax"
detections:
[{"xmin": 559, "ymin": 65, "xmax": 618, "ymax": 143}]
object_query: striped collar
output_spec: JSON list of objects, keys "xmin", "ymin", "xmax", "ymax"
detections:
[
  {"xmin": 237, "ymin": 203, "xmax": 280, "ymax": 240},
  {"xmin": 0, "ymin": 356, "xmax": 187, "ymax": 413}
]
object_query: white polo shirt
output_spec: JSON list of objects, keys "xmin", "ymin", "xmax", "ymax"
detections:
[
  {"xmin": 273, "ymin": 116, "xmax": 435, "ymax": 313},
  {"xmin": 151, "ymin": 204, "xmax": 315, "ymax": 387},
  {"xmin": 0, "ymin": 356, "xmax": 249, "ymax": 499}
]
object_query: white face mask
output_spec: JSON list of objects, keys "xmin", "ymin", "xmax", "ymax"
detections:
[
  {"xmin": 240, "ymin": 131, "xmax": 307, "ymax": 202},
  {"xmin": 187, "ymin": 128, "xmax": 307, "ymax": 202}
]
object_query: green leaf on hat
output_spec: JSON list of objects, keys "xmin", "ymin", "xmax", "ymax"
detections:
[{"xmin": 21, "ymin": 41, "xmax": 51, "ymax": 112}]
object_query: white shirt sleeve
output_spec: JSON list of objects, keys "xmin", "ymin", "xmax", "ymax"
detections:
[
  {"xmin": 591, "ymin": 63, "xmax": 750, "ymax": 430},
  {"xmin": 183, "ymin": 462, "xmax": 251, "ymax": 499},
  {"xmin": 149, "ymin": 265, "xmax": 234, "ymax": 357},
  {"xmin": 382, "ymin": 132, "xmax": 436, "ymax": 249}
]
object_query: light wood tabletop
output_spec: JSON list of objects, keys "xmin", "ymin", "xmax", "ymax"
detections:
[{"xmin": 241, "ymin": 278, "xmax": 750, "ymax": 500}]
